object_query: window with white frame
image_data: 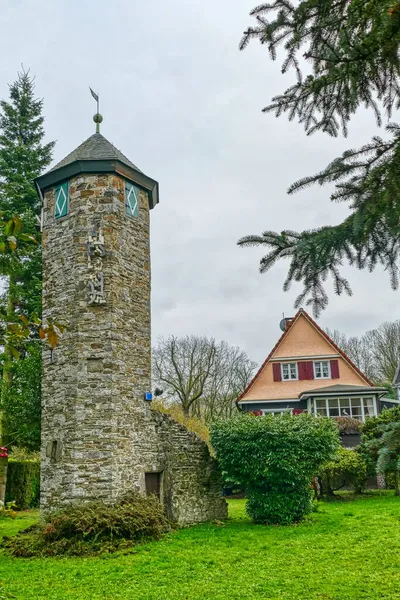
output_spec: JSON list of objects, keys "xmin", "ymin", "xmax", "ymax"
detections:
[
  {"xmin": 281, "ymin": 363, "xmax": 298, "ymax": 381},
  {"xmin": 314, "ymin": 360, "xmax": 331, "ymax": 379},
  {"xmin": 314, "ymin": 397, "xmax": 376, "ymax": 421}
]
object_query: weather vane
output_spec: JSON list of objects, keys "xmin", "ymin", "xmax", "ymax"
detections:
[{"xmin": 90, "ymin": 87, "xmax": 103, "ymax": 133}]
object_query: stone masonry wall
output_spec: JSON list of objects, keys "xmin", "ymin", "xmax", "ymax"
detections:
[
  {"xmin": 41, "ymin": 170, "xmax": 227, "ymax": 523},
  {"xmin": 151, "ymin": 411, "xmax": 227, "ymax": 523}
]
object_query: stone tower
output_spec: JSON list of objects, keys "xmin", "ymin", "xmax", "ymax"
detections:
[{"xmin": 35, "ymin": 122, "xmax": 227, "ymax": 524}]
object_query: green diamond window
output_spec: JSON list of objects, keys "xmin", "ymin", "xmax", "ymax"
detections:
[
  {"xmin": 55, "ymin": 182, "xmax": 69, "ymax": 219},
  {"xmin": 125, "ymin": 181, "xmax": 139, "ymax": 218}
]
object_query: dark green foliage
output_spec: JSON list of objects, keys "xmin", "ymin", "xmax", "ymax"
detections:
[
  {"xmin": 5, "ymin": 457, "xmax": 40, "ymax": 509},
  {"xmin": 238, "ymin": 0, "xmax": 400, "ymax": 315},
  {"xmin": 0, "ymin": 70, "xmax": 54, "ymax": 420},
  {"xmin": 363, "ymin": 406, "xmax": 400, "ymax": 434},
  {"xmin": 360, "ymin": 420, "xmax": 400, "ymax": 494},
  {"xmin": 358, "ymin": 406, "xmax": 400, "ymax": 480},
  {"xmin": 372, "ymin": 422, "xmax": 400, "ymax": 495},
  {"xmin": 2, "ymin": 343, "xmax": 41, "ymax": 450},
  {"xmin": 210, "ymin": 413, "xmax": 339, "ymax": 524},
  {"xmin": 318, "ymin": 447, "xmax": 367, "ymax": 497},
  {"xmin": 0, "ymin": 69, "xmax": 54, "ymax": 217},
  {"xmin": 2, "ymin": 493, "xmax": 171, "ymax": 557},
  {"xmin": 247, "ymin": 482, "xmax": 312, "ymax": 524},
  {"xmin": 0, "ymin": 68, "xmax": 52, "ymax": 315},
  {"xmin": 361, "ymin": 406, "xmax": 400, "ymax": 444}
]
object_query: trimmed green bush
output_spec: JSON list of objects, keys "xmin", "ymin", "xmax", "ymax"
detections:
[
  {"xmin": 210, "ymin": 413, "xmax": 339, "ymax": 525},
  {"xmin": 5, "ymin": 457, "xmax": 40, "ymax": 509},
  {"xmin": 2, "ymin": 492, "xmax": 171, "ymax": 557},
  {"xmin": 318, "ymin": 447, "xmax": 367, "ymax": 497}
]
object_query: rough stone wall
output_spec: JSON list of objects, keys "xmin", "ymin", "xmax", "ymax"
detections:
[
  {"xmin": 151, "ymin": 411, "xmax": 227, "ymax": 523},
  {"xmin": 41, "ymin": 171, "xmax": 227, "ymax": 523}
]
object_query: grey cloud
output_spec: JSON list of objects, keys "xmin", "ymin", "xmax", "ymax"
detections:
[{"xmin": 0, "ymin": 0, "xmax": 398, "ymax": 365}]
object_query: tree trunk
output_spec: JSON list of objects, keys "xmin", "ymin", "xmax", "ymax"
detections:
[
  {"xmin": 0, "ymin": 458, "xmax": 7, "ymax": 507},
  {"xmin": 0, "ymin": 273, "xmax": 16, "ymax": 505},
  {"xmin": 2, "ymin": 271, "xmax": 16, "ymax": 392},
  {"xmin": 395, "ymin": 471, "xmax": 400, "ymax": 497}
]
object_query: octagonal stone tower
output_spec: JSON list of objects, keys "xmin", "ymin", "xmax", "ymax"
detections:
[{"xmin": 36, "ymin": 125, "xmax": 227, "ymax": 524}]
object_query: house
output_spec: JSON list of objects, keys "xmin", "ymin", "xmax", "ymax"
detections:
[
  {"xmin": 238, "ymin": 309, "xmax": 396, "ymax": 421},
  {"xmin": 393, "ymin": 361, "xmax": 400, "ymax": 402}
]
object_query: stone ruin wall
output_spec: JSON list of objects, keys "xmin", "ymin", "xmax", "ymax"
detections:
[
  {"xmin": 41, "ymin": 171, "xmax": 227, "ymax": 523},
  {"xmin": 151, "ymin": 411, "xmax": 227, "ymax": 523}
]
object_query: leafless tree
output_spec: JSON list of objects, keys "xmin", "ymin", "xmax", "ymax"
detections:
[
  {"xmin": 326, "ymin": 320, "xmax": 400, "ymax": 385},
  {"xmin": 152, "ymin": 336, "xmax": 257, "ymax": 420},
  {"xmin": 152, "ymin": 335, "xmax": 217, "ymax": 416},
  {"xmin": 200, "ymin": 341, "xmax": 257, "ymax": 422},
  {"xmin": 326, "ymin": 329, "xmax": 376, "ymax": 381},
  {"xmin": 366, "ymin": 321, "xmax": 400, "ymax": 384}
]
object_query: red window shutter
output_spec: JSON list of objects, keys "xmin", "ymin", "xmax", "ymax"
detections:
[
  {"xmin": 292, "ymin": 409, "xmax": 304, "ymax": 415},
  {"xmin": 299, "ymin": 362, "xmax": 314, "ymax": 380},
  {"xmin": 273, "ymin": 363, "xmax": 282, "ymax": 382},
  {"xmin": 306, "ymin": 361, "xmax": 314, "ymax": 380},
  {"xmin": 331, "ymin": 360, "xmax": 339, "ymax": 379},
  {"xmin": 298, "ymin": 362, "xmax": 306, "ymax": 380}
]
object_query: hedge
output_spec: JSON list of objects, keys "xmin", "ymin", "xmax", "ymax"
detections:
[{"xmin": 5, "ymin": 459, "xmax": 40, "ymax": 509}]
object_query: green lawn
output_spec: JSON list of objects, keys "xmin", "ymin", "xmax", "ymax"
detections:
[{"xmin": 0, "ymin": 494, "xmax": 400, "ymax": 599}]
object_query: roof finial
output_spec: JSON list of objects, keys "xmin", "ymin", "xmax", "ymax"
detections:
[{"xmin": 89, "ymin": 87, "xmax": 103, "ymax": 133}]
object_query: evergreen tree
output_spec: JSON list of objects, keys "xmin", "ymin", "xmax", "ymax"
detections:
[
  {"xmin": 0, "ymin": 69, "xmax": 54, "ymax": 217},
  {"xmin": 2, "ymin": 343, "xmax": 41, "ymax": 452},
  {"xmin": 238, "ymin": 1, "xmax": 400, "ymax": 315},
  {"xmin": 0, "ymin": 70, "xmax": 54, "ymax": 445}
]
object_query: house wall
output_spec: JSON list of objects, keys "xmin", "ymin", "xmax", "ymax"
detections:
[
  {"xmin": 241, "ymin": 314, "xmax": 370, "ymax": 402},
  {"xmin": 275, "ymin": 315, "xmax": 337, "ymax": 358}
]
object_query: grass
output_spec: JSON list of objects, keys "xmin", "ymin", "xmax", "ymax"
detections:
[{"xmin": 0, "ymin": 494, "xmax": 399, "ymax": 599}]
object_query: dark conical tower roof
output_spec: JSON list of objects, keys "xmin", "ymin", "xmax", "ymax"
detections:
[
  {"xmin": 48, "ymin": 133, "xmax": 142, "ymax": 173},
  {"xmin": 35, "ymin": 131, "xmax": 159, "ymax": 209}
]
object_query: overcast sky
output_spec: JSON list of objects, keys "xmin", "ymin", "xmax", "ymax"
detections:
[{"xmin": 0, "ymin": 0, "xmax": 398, "ymax": 365}]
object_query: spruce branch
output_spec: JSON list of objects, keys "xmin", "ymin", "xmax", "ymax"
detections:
[{"xmin": 239, "ymin": 0, "xmax": 400, "ymax": 312}]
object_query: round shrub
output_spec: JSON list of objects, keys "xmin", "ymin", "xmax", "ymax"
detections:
[
  {"xmin": 318, "ymin": 447, "xmax": 367, "ymax": 496},
  {"xmin": 210, "ymin": 413, "xmax": 339, "ymax": 525},
  {"xmin": 2, "ymin": 492, "xmax": 171, "ymax": 557}
]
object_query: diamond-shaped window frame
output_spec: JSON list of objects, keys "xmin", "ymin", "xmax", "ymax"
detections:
[
  {"xmin": 125, "ymin": 181, "xmax": 139, "ymax": 218},
  {"xmin": 55, "ymin": 181, "xmax": 69, "ymax": 219}
]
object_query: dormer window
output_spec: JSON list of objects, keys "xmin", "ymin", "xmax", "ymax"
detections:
[
  {"xmin": 281, "ymin": 363, "xmax": 298, "ymax": 381},
  {"xmin": 314, "ymin": 361, "xmax": 331, "ymax": 379},
  {"xmin": 125, "ymin": 181, "xmax": 139, "ymax": 218},
  {"xmin": 55, "ymin": 181, "xmax": 69, "ymax": 219}
]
